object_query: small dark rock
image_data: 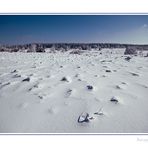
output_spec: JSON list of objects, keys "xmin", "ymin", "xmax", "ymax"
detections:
[
  {"xmin": 102, "ymin": 75, "xmax": 106, "ymax": 77},
  {"xmin": 28, "ymin": 74, "xmax": 33, "ymax": 76},
  {"xmin": 121, "ymin": 82, "xmax": 127, "ymax": 85},
  {"xmin": 46, "ymin": 75, "xmax": 50, "ymax": 78},
  {"xmin": 130, "ymin": 72, "xmax": 139, "ymax": 76},
  {"xmin": 78, "ymin": 112, "xmax": 90, "ymax": 123},
  {"xmin": 28, "ymin": 84, "xmax": 38, "ymax": 91},
  {"xmin": 28, "ymin": 87, "xmax": 32, "ymax": 91},
  {"xmin": 22, "ymin": 77, "xmax": 30, "ymax": 82},
  {"xmin": 144, "ymin": 53, "xmax": 148, "ymax": 57},
  {"xmin": 125, "ymin": 56, "xmax": 131, "ymax": 61},
  {"xmin": 34, "ymin": 84, "xmax": 38, "ymax": 88},
  {"xmin": 94, "ymin": 108, "xmax": 104, "ymax": 115},
  {"xmin": 89, "ymin": 117, "xmax": 95, "ymax": 120},
  {"xmin": 101, "ymin": 60, "xmax": 106, "ymax": 63},
  {"xmin": 75, "ymin": 74, "xmax": 79, "ymax": 77},
  {"xmin": 94, "ymin": 112, "xmax": 104, "ymax": 115},
  {"xmin": 11, "ymin": 70, "xmax": 17, "ymax": 73},
  {"xmin": 106, "ymin": 70, "xmax": 111, "ymax": 72},
  {"xmin": 110, "ymin": 96, "xmax": 118, "ymax": 103},
  {"xmin": 115, "ymin": 85, "xmax": 121, "ymax": 89},
  {"xmin": 38, "ymin": 96, "xmax": 43, "ymax": 99},
  {"xmin": 61, "ymin": 77, "xmax": 68, "ymax": 82},
  {"xmin": 108, "ymin": 60, "xmax": 112, "ymax": 62},
  {"xmin": 87, "ymin": 85, "xmax": 93, "ymax": 90}
]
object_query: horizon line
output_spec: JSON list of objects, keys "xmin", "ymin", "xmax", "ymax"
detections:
[{"xmin": 1, "ymin": 42, "xmax": 148, "ymax": 46}]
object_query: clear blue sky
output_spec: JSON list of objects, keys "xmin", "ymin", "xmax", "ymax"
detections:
[{"xmin": 0, "ymin": 15, "xmax": 148, "ymax": 45}]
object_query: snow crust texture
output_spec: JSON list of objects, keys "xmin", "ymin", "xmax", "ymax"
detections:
[{"xmin": 0, "ymin": 49, "xmax": 148, "ymax": 133}]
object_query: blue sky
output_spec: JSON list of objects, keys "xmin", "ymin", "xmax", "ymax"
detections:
[{"xmin": 0, "ymin": 15, "xmax": 148, "ymax": 45}]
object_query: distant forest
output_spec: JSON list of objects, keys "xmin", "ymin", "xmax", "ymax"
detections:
[{"xmin": 0, "ymin": 43, "xmax": 148, "ymax": 52}]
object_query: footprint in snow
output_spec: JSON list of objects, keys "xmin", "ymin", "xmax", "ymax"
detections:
[
  {"xmin": 94, "ymin": 75, "xmax": 98, "ymax": 77},
  {"xmin": 0, "ymin": 82, "xmax": 11, "ymax": 89},
  {"xmin": 115, "ymin": 85, "xmax": 122, "ymax": 90},
  {"xmin": 137, "ymin": 83, "xmax": 148, "ymax": 89},
  {"xmin": 18, "ymin": 102, "xmax": 29, "ymax": 109},
  {"xmin": 77, "ymin": 78, "xmax": 81, "ymax": 81},
  {"xmin": 65, "ymin": 89, "xmax": 72, "ymax": 98},
  {"xmin": 64, "ymin": 100, "xmax": 71, "ymax": 106},
  {"xmin": 31, "ymin": 66, "xmax": 36, "ymax": 68},
  {"xmin": 12, "ymin": 74, "xmax": 21, "ymax": 78},
  {"xmin": 48, "ymin": 106, "xmax": 59, "ymax": 114},
  {"xmin": 94, "ymin": 108, "xmax": 104, "ymax": 116},
  {"xmin": 28, "ymin": 73, "xmax": 33, "ymax": 77},
  {"xmin": 102, "ymin": 66, "xmax": 108, "ymax": 68},
  {"xmin": 121, "ymin": 82, "xmax": 127, "ymax": 85},
  {"xmin": 46, "ymin": 75, "xmax": 50, "ymax": 78},
  {"xmin": 130, "ymin": 72, "xmax": 139, "ymax": 76},
  {"xmin": 28, "ymin": 83, "xmax": 39, "ymax": 91},
  {"xmin": 38, "ymin": 77, "xmax": 43, "ymax": 81},
  {"xmin": 37, "ymin": 93, "xmax": 48, "ymax": 102},
  {"xmin": 94, "ymin": 97, "xmax": 100, "ymax": 102},
  {"xmin": 102, "ymin": 75, "xmax": 107, "ymax": 77},
  {"xmin": 74, "ymin": 74, "xmax": 79, "ymax": 78},
  {"xmin": 38, "ymin": 95, "xmax": 44, "ymax": 100},
  {"xmin": 11, "ymin": 69, "xmax": 17, "ymax": 73}
]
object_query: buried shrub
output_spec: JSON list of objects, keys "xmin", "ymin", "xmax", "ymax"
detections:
[{"xmin": 124, "ymin": 47, "xmax": 137, "ymax": 55}]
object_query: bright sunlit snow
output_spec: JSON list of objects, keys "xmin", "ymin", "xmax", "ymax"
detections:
[{"xmin": 0, "ymin": 48, "xmax": 148, "ymax": 133}]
